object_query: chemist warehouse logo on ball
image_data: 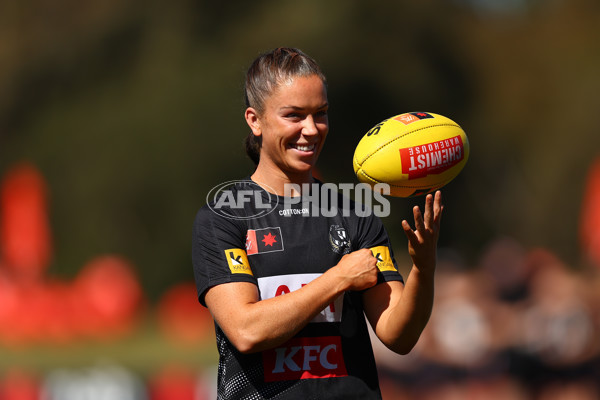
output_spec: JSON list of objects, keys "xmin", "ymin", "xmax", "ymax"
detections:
[
  {"xmin": 400, "ymin": 135, "xmax": 465, "ymax": 180},
  {"xmin": 206, "ymin": 180, "xmax": 391, "ymax": 220}
]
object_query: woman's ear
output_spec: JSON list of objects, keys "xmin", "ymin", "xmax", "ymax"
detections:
[{"xmin": 245, "ymin": 107, "xmax": 262, "ymax": 137}]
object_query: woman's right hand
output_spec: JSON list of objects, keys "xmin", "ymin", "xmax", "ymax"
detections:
[
  {"xmin": 204, "ymin": 248, "xmax": 379, "ymax": 354},
  {"xmin": 331, "ymin": 248, "xmax": 379, "ymax": 292}
]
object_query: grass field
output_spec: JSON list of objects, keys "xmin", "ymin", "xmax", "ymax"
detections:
[{"xmin": 0, "ymin": 314, "xmax": 218, "ymax": 377}]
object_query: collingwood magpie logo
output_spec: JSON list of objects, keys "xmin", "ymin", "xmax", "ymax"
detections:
[{"xmin": 329, "ymin": 225, "xmax": 351, "ymax": 254}]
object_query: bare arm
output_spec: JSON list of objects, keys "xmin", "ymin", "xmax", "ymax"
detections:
[
  {"xmin": 363, "ymin": 191, "xmax": 443, "ymax": 354},
  {"xmin": 204, "ymin": 248, "xmax": 379, "ymax": 354}
]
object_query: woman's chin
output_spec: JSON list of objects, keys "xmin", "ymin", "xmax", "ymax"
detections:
[{"xmin": 286, "ymin": 161, "xmax": 316, "ymax": 177}]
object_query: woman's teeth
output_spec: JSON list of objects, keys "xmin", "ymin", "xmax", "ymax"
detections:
[{"xmin": 293, "ymin": 144, "xmax": 315, "ymax": 151}]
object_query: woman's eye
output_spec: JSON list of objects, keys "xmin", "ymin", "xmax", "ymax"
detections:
[
  {"xmin": 314, "ymin": 111, "xmax": 328, "ymax": 122},
  {"xmin": 286, "ymin": 113, "xmax": 301, "ymax": 120}
]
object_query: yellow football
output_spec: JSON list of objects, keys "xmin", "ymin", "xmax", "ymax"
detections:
[{"xmin": 353, "ymin": 112, "xmax": 469, "ymax": 197}]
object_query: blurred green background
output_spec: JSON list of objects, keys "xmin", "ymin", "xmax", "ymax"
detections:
[
  {"xmin": 1, "ymin": 0, "xmax": 600, "ymax": 397},
  {"xmin": 1, "ymin": 0, "xmax": 598, "ymax": 296}
]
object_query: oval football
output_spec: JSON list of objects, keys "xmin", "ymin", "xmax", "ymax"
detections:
[{"xmin": 353, "ymin": 112, "xmax": 469, "ymax": 197}]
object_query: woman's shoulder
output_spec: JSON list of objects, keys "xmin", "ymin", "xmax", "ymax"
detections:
[{"xmin": 194, "ymin": 177, "xmax": 259, "ymax": 229}]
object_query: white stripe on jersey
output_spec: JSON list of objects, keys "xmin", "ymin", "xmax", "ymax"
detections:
[{"xmin": 257, "ymin": 273, "xmax": 343, "ymax": 323}]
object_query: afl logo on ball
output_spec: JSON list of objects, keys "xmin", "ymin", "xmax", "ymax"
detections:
[{"xmin": 329, "ymin": 225, "xmax": 351, "ymax": 255}]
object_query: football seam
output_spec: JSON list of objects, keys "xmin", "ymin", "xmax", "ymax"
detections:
[{"xmin": 357, "ymin": 123, "xmax": 460, "ymax": 166}]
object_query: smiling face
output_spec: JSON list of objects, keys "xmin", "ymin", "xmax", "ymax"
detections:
[{"xmin": 245, "ymin": 74, "xmax": 329, "ymax": 183}]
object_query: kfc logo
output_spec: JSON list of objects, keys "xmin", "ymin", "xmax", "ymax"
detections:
[{"xmin": 263, "ymin": 336, "xmax": 348, "ymax": 382}]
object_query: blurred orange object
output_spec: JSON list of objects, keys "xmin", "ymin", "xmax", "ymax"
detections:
[
  {"xmin": 157, "ymin": 282, "xmax": 213, "ymax": 344},
  {"xmin": 28, "ymin": 280, "xmax": 77, "ymax": 343},
  {"xmin": 148, "ymin": 365, "xmax": 209, "ymax": 400},
  {"xmin": 73, "ymin": 255, "xmax": 145, "ymax": 339},
  {"xmin": 0, "ymin": 369, "xmax": 41, "ymax": 400},
  {"xmin": 580, "ymin": 157, "xmax": 600, "ymax": 268},
  {"xmin": 0, "ymin": 272, "xmax": 23, "ymax": 344},
  {"xmin": 0, "ymin": 163, "xmax": 147, "ymax": 345},
  {"xmin": 0, "ymin": 163, "xmax": 52, "ymax": 281},
  {"xmin": 0, "ymin": 279, "xmax": 76, "ymax": 346}
]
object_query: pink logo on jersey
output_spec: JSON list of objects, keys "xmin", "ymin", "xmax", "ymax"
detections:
[{"xmin": 262, "ymin": 336, "xmax": 348, "ymax": 382}]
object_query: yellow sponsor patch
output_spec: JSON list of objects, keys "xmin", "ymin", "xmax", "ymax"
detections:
[
  {"xmin": 370, "ymin": 246, "xmax": 396, "ymax": 272},
  {"xmin": 224, "ymin": 248, "xmax": 253, "ymax": 275}
]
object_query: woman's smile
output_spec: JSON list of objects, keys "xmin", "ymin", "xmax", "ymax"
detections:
[{"xmin": 248, "ymin": 74, "xmax": 329, "ymax": 181}]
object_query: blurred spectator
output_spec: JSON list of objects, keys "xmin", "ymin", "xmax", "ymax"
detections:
[
  {"xmin": 536, "ymin": 380, "xmax": 600, "ymax": 400},
  {"xmin": 520, "ymin": 249, "xmax": 595, "ymax": 365},
  {"xmin": 375, "ymin": 239, "xmax": 600, "ymax": 399},
  {"xmin": 415, "ymin": 376, "xmax": 529, "ymax": 400},
  {"xmin": 424, "ymin": 271, "xmax": 494, "ymax": 367},
  {"xmin": 512, "ymin": 248, "xmax": 599, "ymax": 393},
  {"xmin": 478, "ymin": 237, "xmax": 532, "ymax": 304}
]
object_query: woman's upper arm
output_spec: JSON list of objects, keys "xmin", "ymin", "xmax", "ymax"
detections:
[
  {"xmin": 204, "ymin": 281, "xmax": 260, "ymax": 351},
  {"xmin": 362, "ymin": 281, "xmax": 404, "ymax": 339},
  {"xmin": 205, "ymin": 281, "xmax": 260, "ymax": 328}
]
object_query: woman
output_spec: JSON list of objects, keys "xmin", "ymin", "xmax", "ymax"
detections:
[{"xmin": 192, "ymin": 47, "xmax": 443, "ymax": 399}]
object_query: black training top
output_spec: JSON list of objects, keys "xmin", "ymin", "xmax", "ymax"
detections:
[{"xmin": 192, "ymin": 179, "xmax": 404, "ymax": 400}]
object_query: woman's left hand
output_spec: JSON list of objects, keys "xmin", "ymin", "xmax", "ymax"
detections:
[{"xmin": 401, "ymin": 190, "xmax": 443, "ymax": 275}]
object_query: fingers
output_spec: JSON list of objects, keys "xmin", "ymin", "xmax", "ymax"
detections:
[
  {"xmin": 423, "ymin": 193, "xmax": 433, "ymax": 227},
  {"xmin": 337, "ymin": 249, "xmax": 379, "ymax": 291},
  {"xmin": 403, "ymin": 191, "xmax": 443, "ymax": 238},
  {"xmin": 360, "ymin": 248, "xmax": 378, "ymax": 267},
  {"xmin": 402, "ymin": 219, "xmax": 417, "ymax": 242},
  {"xmin": 423, "ymin": 191, "xmax": 443, "ymax": 230},
  {"xmin": 341, "ymin": 248, "xmax": 378, "ymax": 268},
  {"xmin": 433, "ymin": 190, "xmax": 443, "ymax": 229},
  {"xmin": 413, "ymin": 204, "xmax": 425, "ymax": 233}
]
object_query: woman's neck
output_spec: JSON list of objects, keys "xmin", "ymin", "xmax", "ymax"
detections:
[{"xmin": 251, "ymin": 166, "xmax": 314, "ymax": 197}]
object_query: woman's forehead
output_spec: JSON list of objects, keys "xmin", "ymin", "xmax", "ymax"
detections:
[{"xmin": 267, "ymin": 75, "xmax": 327, "ymax": 106}]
